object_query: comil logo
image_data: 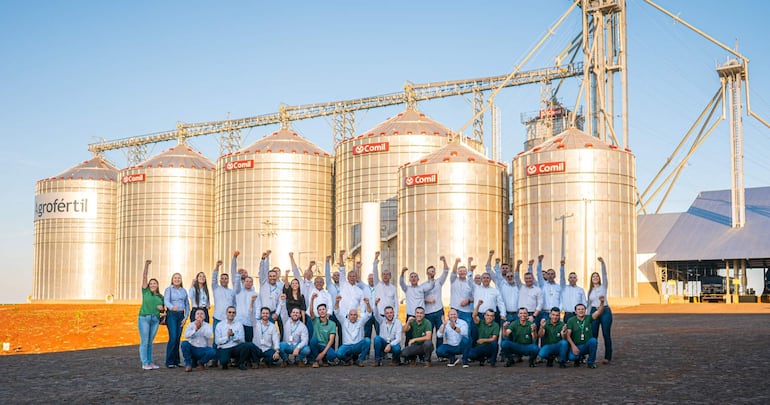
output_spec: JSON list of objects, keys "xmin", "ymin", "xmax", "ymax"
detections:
[
  {"xmin": 526, "ymin": 161, "xmax": 566, "ymax": 176},
  {"xmin": 121, "ymin": 173, "xmax": 146, "ymax": 184},
  {"xmin": 405, "ymin": 173, "xmax": 438, "ymax": 186},
  {"xmin": 225, "ymin": 159, "xmax": 254, "ymax": 171},
  {"xmin": 353, "ymin": 142, "xmax": 389, "ymax": 155}
]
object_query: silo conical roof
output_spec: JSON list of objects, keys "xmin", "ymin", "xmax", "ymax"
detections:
[
  {"xmin": 45, "ymin": 157, "xmax": 119, "ymax": 181},
  {"xmin": 137, "ymin": 143, "xmax": 215, "ymax": 169},
  {"xmin": 523, "ymin": 128, "xmax": 628, "ymax": 154},
  {"xmin": 403, "ymin": 140, "xmax": 504, "ymax": 167},
  {"xmin": 361, "ymin": 109, "xmax": 453, "ymax": 137},
  {"xmin": 234, "ymin": 128, "xmax": 330, "ymax": 156}
]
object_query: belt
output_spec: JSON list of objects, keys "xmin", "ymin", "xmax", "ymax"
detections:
[{"xmin": 506, "ymin": 311, "xmax": 517, "ymax": 315}]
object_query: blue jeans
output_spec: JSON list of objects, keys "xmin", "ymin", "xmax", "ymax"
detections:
[
  {"xmin": 538, "ymin": 340, "xmax": 569, "ymax": 363},
  {"xmin": 279, "ymin": 342, "xmax": 310, "ymax": 362},
  {"xmin": 165, "ymin": 311, "xmax": 185, "ymax": 366},
  {"xmin": 364, "ymin": 316, "xmax": 380, "ymax": 338},
  {"xmin": 590, "ymin": 306, "xmax": 613, "ymax": 361},
  {"xmin": 463, "ymin": 341, "xmax": 498, "ymax": 365},
  {"xmin": 424, "ymin": 309, "xmax": 445, "ymax": 348},
  {"xmin": 337, "ymin": 338, "xmax": 371, "ymax": 362},
  {"xmin": 500, "ymin": 340, "xmax": 539, "ymax": 362},
  {"xmin": 435, "ymin": 336, "xmax": 470, "ymax": 362},
  {"xmin": 568, "ymin": 337, "xmax": 598, "ymax": 365},
  {"xmin": 181, "ymin": 341, "xmax": 216, "ymax": 367},
  {"xmin": 309, "ymin": 337, "xmax": 337, "ymax": 363},
  {"xmin": 373, "ymin": 336, "xmax": 401, "ymax": 361},
  {"xmin": 137, "ymin": 314, "xmax": 160, "ymax": 366}
]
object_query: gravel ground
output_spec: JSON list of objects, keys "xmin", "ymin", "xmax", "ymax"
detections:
[{"xmin": 1, "ymin": 313, "xmax": 768, "ymax": 404}]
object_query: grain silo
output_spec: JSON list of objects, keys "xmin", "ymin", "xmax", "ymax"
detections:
[
  {"xmin": 335, "ymin": 109, "xmax": 481, "ymax": 274},
  {"xmin": 512, "ymin": 128, "xmax": 637, "ymax": 305},
  {"xmin": 398, "ymin": 141, "xmax": 509, "ymax": 287},
  {"xmin": 33, "ymin": 157, "xmax": 118, "ymax": 301},
  {"xmin": 115, "ymin": 142, "xmax": 215, "ymax": 301},
  {"xmin": 215, "ymin": 128, "xmax": 333, "ymax": 273}
]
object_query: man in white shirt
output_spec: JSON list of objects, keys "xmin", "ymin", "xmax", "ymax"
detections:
[
  {"xmin": 486, "ymin": 252, "xmax": 520, "ymax": 323},
  {"xmin": 278, "ymin": 295, "xmax": 310, "ymax": 366},
  {"xmin": 517, "ymin": 262, "xmax": 544, "ymax": 321},
  {"xmin": 214, "ymin": 306, "xmax": 254, "ymax": 370},
  {"xmin": 424, "ymin": 257, "xmax": 449, "ymax": 350},
  {"xmin": 234, "ymin": 275, "xmax": 257, "ymax": 343},
  {"xmin": 372, "ymin": 299, "xmax": 402, "ymax": 366},
  {"xmin": 181, "ymin": 309, "xmax": 216, "ymax": 372},
  {"xmin": 249, "ymin": 305, "xmax": 282, "ymax": 368},
  {"xmin": 335, "ymin": 296, "xmax": 372, "ymax": 366},
  {"xmin": 473, "ymin": 272, "xmax": 507, "ymax": 321},
  {"xmin": 373, "ymin": 251, "xmax": 398, "ymax": 321},
  {"xmin": 537, "ymin": 254, "xmax": 562, "ymax": 326},
  {"xmin": 435, "ymin": 309, "xmax": 470, "ymax": 367},
  {"xmin": 560, "ymin": 258, "xmax": 587, "ymax": 324},
  {"xmin": 337, "ymin": 259, "xmax": 364, "ymax": 346},
  {"xmin": 258, "ymin": 250, "xmax": 284, "ymax": 323}
]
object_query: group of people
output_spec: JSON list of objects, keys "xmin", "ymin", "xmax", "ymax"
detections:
[{"xmin": 137, "ymin": 249, "xmax": 613, "ymax": 371}]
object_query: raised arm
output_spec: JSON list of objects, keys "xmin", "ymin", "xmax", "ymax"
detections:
[
  {"xmin": 325, "ymin": 255, "xmax": 332, "ymax": 288},
  {"xmin": 559, "ymin": 258, "xmax": 566, "ymax": 289},
  {"xmin": 537, "ymin": 254, "xmax": 545, "ymax": 287},
  {"xmin": 399, "ymin": 267, "xmax": 408, "ymax": 293},
  {"xmin": 337, "ymin": 249, "xmax": 346, "ymax": 280},
  {"xmin": 212, "ymin": 259, "xmax": 223, "ymax": 292},
  {"xmin": 372, "ymin": 251, "xmax": 381, "ymax": 285},
  {"xmin": 232, "ymin": 250, "xmax": 241, "ymax": 293},
  {"xmin": 141, "ymin": 260, "xmax": 151, "ymax": 289},
  {"xmin": 279, "ymin": 294, "xmax": 289, "ymax": 324},
  {"xmin": 472, "ymin": 300, "xmax": 482, "ymax": 324},
  {"xmin": 599, "ymin": 257, "xmax": 608, "ymax": 289},
  {"xmin": 259, "ymin": 250, "xmax": 271, "ymax": 283},
  {"xmin": 309, "ymin": 293, "xmax": 317, "ymax": 320},
  {"xmin": 514, "ymin": 259, "xmax": 523, "ymax": 286},
  {"xmin": 290, "ymin": 252, "xmax": 301, "ymax": 280},
  {"xmin": 437, "ymin": 256, "xmax": 449, "ymax": 285}
]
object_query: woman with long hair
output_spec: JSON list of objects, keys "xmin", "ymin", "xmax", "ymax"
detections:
[
  {"xmin": 588, "ymin": 257, "xmax": 612, "ymax": 364},
  {"xmin": 164, "ymin": 272, "xmax": 189, "ymax": 368},
  {"xmin": 189, "ymin": 271, "xmax": 210, "ymax": 323},
  {"xmin": 283, "ymin": 272, "xmax": 307, "ymax": 324},
  {"xmin": 138, "ymin": 259, "xmax": 163, "ymax": 370}
]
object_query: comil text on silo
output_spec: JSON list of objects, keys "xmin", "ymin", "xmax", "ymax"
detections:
[{"xmin": 34, "ymin": 192, "xmax": 97, "ymax": 220}]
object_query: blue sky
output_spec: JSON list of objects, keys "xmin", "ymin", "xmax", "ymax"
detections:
[{"xmin": 1, "ymin": 1, "xmax": 768, "ymax": 303}]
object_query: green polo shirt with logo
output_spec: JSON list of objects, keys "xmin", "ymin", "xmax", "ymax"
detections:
[
  {"xmin": 313, "ymin": 317, "xmax": 337, "ymax": 346},
  {"xmin": 475, "ymin": 320, "xmax": 500, "ymax": 346},
  {"xmin": 566, "ymin": 316, "xmax": 593, "ymax": 345},
  {"xmin": 507, "ymin": 320, "xmax": 534, "ymax": 344},
  {"xmin": 408, "ymin": 319, "xmax": 433, "ymax": 345},
  {"xmin": 543, "ymin": 321, "xmax": 565, "ymax": 345}
]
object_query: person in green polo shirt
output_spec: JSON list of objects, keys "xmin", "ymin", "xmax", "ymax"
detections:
[
  {"xmin": 501, "ymin": 307, "xmax": 540, "ymax": 367},
  {"xmin": 566, "ymin": 297, "xmax": 604, "ymax": 368},
  {"xmin": 537, "ymin": 306, "xmax": 569, "ymax": 368},
  {"xmin": 461, "ymin": 300, "xmax": 500, "ymax": 367},
  {"xmin": 400, "ymin": 307, "xmax": 434, "ymax": 367},
  {"xmin": 308, "ymin": 292, "xmax": 338, "ymax": 368}
]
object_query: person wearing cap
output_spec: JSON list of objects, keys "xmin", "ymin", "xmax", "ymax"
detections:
[
  {"xmin": 501, "ymin": 307, "xmax": 540, "ymax": 367},
  {"xmin": 462, "ymin": 300, "xmax": 499, "ymax": 367},
  {"xmin": 537, "ymin": 306, "xmax": 569, "ymax": 368},
  {"xmin": 335, "ymin": 296, "xmax": 372, "ymax": 366},
  {"xmin": 278, "ymin": 295, "xmax": 310, "ymax": 367},
  {"xmin": 181, "ymin": 309, "xmax": 216, "ymax": 372},
  {"xmin": 400, "ymin": 307, "xmax": 434, "ymax": 367},
  {"xmin": 372, "ymin": 299, "xmax": 402, "ymax": 366}
]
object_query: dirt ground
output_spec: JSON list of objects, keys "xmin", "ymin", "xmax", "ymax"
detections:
[{"xmin": 0, "ymin": 306, "xmax": 768, "ymax": 404}]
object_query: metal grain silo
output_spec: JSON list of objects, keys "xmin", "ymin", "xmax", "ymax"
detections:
[
  {"xmin": 215, "ymin": 128, "xmax": 333, "ymax": 273},
  {"xmin": 33, "ymin": 157, "xmax": 118, "ymax": 301},
  {"xmin": 115, "ymin": 143, "xmax": 215, "ymax": 301},
  {"xmin": 398, "ymin": 141, "xmax": 509, "ymax": 288},
  {"xmin": 512, "ymin": 128, "xmax": 637, "ymax": 305},
  {"xmin": 335, "ymin": 109, "xmax": 482, "ymax": 273}
]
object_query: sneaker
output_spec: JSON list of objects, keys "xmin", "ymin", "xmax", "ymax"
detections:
[
  {"xmin": 504, "ymin": 359, "xmax": 514, "ymax": 367},
  {"xmin": 373, "ymin": 360, "xmax": 381, "ymax": 367},
  {"xmin": 185, "ymin": 366, "xmax": 193, "ymax": 372},
  {"xmin": 312, "ymin": 362, "xmax": 320, "ymax": 368},
  {"xmin": 462, "ymin": 363, "xmax": 470, "ymax": 368},
  {"xmin": 447, "ymin": 358, "xmax": 460, "ymax": 367},
  {"xmin": 149, "ymin": 364, "xmax": 160, "ymax": 369},
  {"xmin": 602, "ymin": 359, "xmax": 610, "ymax": 365},
  {"xmin": 588, "ymin": 363, "xmax": 596, "ymax": 369},
  {"xmin": 142, "ymin": 365, "xmax": 153, "ymax": 370},
  {"xmin": 424, "ymin": 361, "xmax": 431, "ymax": 368},
  {"xmin": 357, "ymin": 361, "xmax": 365, "ymax": 367},
  {"xmin": 166, "ymin": 364, "xmax": 176, "ymax": 369}
]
